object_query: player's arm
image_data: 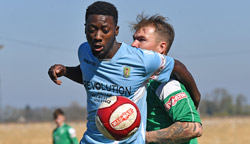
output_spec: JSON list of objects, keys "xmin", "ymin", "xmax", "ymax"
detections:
[
  {"xmin": 172, "ymin": 60, "xmax": 200, "ymax": 108},
  {"xmin": 48, "ymin": 64, "xmax": 83, "ymax": 85},
  {"xmin": 146, "ymin": 79, "xmax": 202, "ymax": 143},
  {"xmin": 146, "ymin": 122, "xmax": 202, "ymax": 144},
  {"xmin": 70, "ymin": 136, "xmax": 78, "ymax": 144},
  {"xmin": 68, "ymin": 127, "xmax": 78, "ymax": 144}
]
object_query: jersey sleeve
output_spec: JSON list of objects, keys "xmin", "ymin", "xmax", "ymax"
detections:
[
  {"xmin": 68, "ymin": 127, "xmax": 78, "ymax": 144},
  {"xmin": 141, "ymin": 49, "xmax": 174, "ymax": 82},
  {"xmin": 156, "ymin": 80, "xmax": 201, "ymax": 123},
  {"xmin": 152, "ymin": 55, "xmax": 174, "ymax": 83}
]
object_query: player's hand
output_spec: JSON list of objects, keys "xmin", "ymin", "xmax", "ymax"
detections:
[{"xmin": 48, "ymin": 64, "xmax": 67, "ymax": 85}]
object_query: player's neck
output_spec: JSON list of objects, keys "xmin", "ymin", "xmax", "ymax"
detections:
[
  {"xmin": 103, "ymin": 41, "xmax": 121, "ymax": 60},
  {"xmin": 57, "ymin": 122, "xmax": 65, "ymax": 127}
]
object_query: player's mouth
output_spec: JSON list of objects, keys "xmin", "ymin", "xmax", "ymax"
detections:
[{"xmin": 93, "ymin": 44, "xmax": 104, "ymax": 52}]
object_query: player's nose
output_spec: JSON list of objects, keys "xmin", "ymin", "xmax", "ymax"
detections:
[
  {"xmin": 94, "ymin": 30, "xmax": 103, "ymax": 42},
  {"xmin": 131, "ymin": 41, "xmax": 139, "ymax": 48}
]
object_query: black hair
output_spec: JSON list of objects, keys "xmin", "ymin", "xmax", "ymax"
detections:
[{"xmin": 85, "ymin": 1, "xmax": 118, "ymax": 25}]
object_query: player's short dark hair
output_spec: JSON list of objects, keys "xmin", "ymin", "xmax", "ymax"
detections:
[
  {"xmin": 131, "ymin": 14, "xmax": 175, "ymax": 53},
  {"xmin": 53, "ymin": 108, "xmax": 64, "ymax": 119},
  {"xmin": 85, "ymin": 1, "xmax": 118, "ymax": 26}
]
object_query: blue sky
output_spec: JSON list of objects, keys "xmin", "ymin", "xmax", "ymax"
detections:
[{"xmin": 0, "ymin": 0, "xmax": 249, "ymax": 108}]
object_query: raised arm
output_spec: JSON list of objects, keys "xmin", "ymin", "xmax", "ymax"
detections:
[
  {"xmin": 172, "ymin": 60, "xmax": 200, "ymax": 108},
  {"xmin": 146, "ymin": 122, "xmax": 202, "ymax": 144},
  {"xmin": 48, "ymin": 64, "xmax": 83, "ymax": 85}
]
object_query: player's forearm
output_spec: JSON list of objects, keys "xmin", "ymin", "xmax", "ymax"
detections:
[
  {"xmin": 146, "ymin": 122, "xmax": 202, "ymax": 144},
  {"xmin": 172, "ymin": 60, "xmax": 200, "ymax": 108},
  {"xmin": 65, "ymin": 65, "xmax": 83, "ymax": 84}
]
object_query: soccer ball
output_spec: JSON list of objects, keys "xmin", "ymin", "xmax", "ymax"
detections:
[{"xmin": 95, "ymin": 96, "xmax": 141, "ymax": 140}]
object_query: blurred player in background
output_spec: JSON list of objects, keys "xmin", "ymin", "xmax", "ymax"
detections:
[
  {"xmin": 48, "ymin": 1, "xmax": 201, "ymax": 143},
  {"xmin": 53, "ymin": 108, "xmax": 78, "ymax": 144},
  {"xmin": 131, "ymin": 14, "xmax": 203, "ymax": 144}
]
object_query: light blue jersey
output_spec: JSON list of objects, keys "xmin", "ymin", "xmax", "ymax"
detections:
[{"xmin": 79, "ymin": 42, "xmax": 174, "ymax": 144}]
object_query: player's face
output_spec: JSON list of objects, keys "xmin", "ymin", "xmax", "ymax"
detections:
[
  {"xmin": 54, "ymin": 114, "xmax": 65, "ymax": 126},
  {"xmin": 85, "ymin": 15, "xmax": 119, "ymax": 59},
  {"xmin": 131, "ymin": 26, "xmax": 161, "ymax": 53}
]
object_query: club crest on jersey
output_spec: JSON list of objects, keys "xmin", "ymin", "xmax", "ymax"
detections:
[{"xmin": 123, "ymin": 66, "xmax": 131, "ymax": 78}]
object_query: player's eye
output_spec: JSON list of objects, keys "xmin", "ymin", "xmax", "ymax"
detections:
[
  {"xmin": 133, "ymin": 37, "xmax": 145, "ymax": 42},
  {"xmin": 88, "ymin": 28, "xmax": 95, "ymax": 33},
  {"xmin": 102, "ymin": 28, "xmax": 109, "ymax": 34},
  {"xmin": 137, "ymin": 38, "xmax": 145, "ymax": 42},
  {"xmin": 86, "ymin": 25, "xmax": 97, "ymax": 33}
]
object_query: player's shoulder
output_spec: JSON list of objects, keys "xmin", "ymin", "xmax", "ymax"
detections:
[
  {"xmin": 78, "ymin": 42, "xmax": 90, "ymax": 52},
  {"xmin": 163, "ymin": 79, "xmax": 182, "ymax": 92},
  {"xmin": 156, "ymin": 79, "xmax": 181, "ymax": 95},
  {"xmin": 155, "ymin": 79, "xmax": 187, "ymax": 101},
  {"xmin": 68, "ymin": 127, "xmax": 76, "ymax": 134},
  {"xmin": 65, "ymin": 125, "xmax": 76, "ymax": 136},
  {"xmin": 80, "ymin": 41, "xmax": 89, "ymax": 47},
  {"xmin": 53, "ymin": 128, "xmax": 58, "ymax": 133},
  {"xmin": 63, "ymin": 123, "xmax": 72, "ymax": 128},
  {"xmin": 121, "ymin": 42, "xmax": 157, "ymax": 56}
]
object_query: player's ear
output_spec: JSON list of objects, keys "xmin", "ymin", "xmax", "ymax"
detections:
[
  {"xmin": 115, "ymin": 26, "xmax": 119, "ymax": 36},
  {"xmin": 159, "ymin": 41, "xmax": 167, "ymax": 55}
]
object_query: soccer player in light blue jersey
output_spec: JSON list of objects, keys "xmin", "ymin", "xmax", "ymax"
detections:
[{"xmin": 48, "ymin": 1, "xmax": 200, "ymax": 144}]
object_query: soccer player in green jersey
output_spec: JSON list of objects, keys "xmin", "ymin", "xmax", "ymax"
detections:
[
  {"xmin": 53, "ymin": 109, "xmax": 78, "ymax": 144},
  {"xmin": 131, "ymin": 14, "xmax": 203, "ymax": 144}
]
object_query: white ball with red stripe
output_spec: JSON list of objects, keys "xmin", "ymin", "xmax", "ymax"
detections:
[{"xmin": 95, "ymin": 96, "xmax": 141, "ymax": 140}]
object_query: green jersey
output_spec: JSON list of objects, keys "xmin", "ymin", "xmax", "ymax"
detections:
[
  {"xmin": 53, "ymin": 123, "xmax": 78, "ymax": 144},
  {"xmin": 147, "ymin": 79, "xmax": 201, "ymax": 144}
]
